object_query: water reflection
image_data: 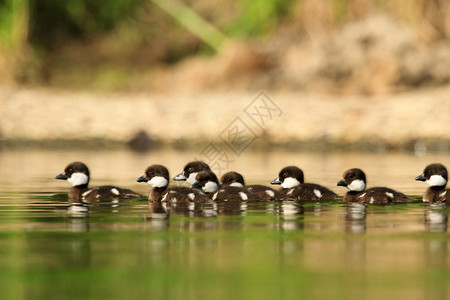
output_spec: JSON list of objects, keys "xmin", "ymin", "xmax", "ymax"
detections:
[
  {"xmin": 2, "ymin": 185, "xmax": 450, "ymax": 300},
  {"xmin": 276, "ymin": 202, "xmax": 305, "ymax": 268},
  {"xmin": 216, "ymin": 202, "xmax": 247, "ymax": 216},
  {"xmin": 278, "ymin": 201, "xmax": 304, "ymax": 231},
  {"xmin": 302, "ymin": 202, "xmax": 335, "ymax": 232},
  {"xmin": 144, "ymin": 201, "xmax": 169, "ymax": 232},
  {"xmin": 424, "ymin": 203, "xmax": 448, "ymax": 233},
  {"xmin": 67, "ymin": 203, "xmax": 89, "ymax": 217},
  {"xmin": 66, "ymin": 202, "xmax": 89, "ymax": 233},
  {"xmin": 345, "ymin": 203, "xmax": 367, "ymax": 234},
  {"xmin": 423, "ymin": 203, "xmax": 448, "ymax": 299},
  {"xmin": 167, "ymin": 202, "xmax": 218, "ymax": 218}
]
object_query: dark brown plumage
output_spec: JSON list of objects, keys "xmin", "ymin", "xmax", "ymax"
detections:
[
  {"xmin": 220, "ymin": 171, "xmax": 288, "ymax": 201},
  {"xmin": 194, "ymin": 171, "xmax": 260, "ymax": 202}
]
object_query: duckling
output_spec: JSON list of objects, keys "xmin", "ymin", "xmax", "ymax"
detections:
[
  {"xmin": 55, "ymin": 162, "xmax": 143, "ymax": 202},
  {"xmin": 337, "ymin": 168, "xmax": 412, "ymax": 204},
  {"xmin": 415, "ymin": 163, "xmax": 449, "ymax": 203},
  {"xmin": 137, "ymin": 164, "xmax": 210, "ymax": 206},
  {"xmin": 271, "ymin": 166, "xmax": 339, "ymax": 201}
]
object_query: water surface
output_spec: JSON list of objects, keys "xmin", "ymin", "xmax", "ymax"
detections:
[{"xmin": 0, "ymin": 149, "xmax": 448, "ymax": 300}]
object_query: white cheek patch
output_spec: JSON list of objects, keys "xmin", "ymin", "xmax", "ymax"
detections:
[
  {"xmin": 282, "ymin": 177, "xmax": 301, "ymax": 189},
  {"xmin": 111, "ymin": 188, "xmax": 120, "ymax": 196},
  {"xmin": 203, "ymin": 181, "xmax": 218, "ymax": 193},
  {"xmin": 347, "ymin": 179, "xmax": 366, "ymax": 192},
  {"xmin": 239, "ymin": 192, "xmax": 248, "ymax": 201},
  {"xmin": 148, "ymin": 176, "xmax": 168, "ymax": 188},
  {"xmin": 67, "ymin": 172, "xmax": 89, "ymax": 186},
  {"xmin": 426, "ymin": 175, "xmax": 447, "ymax": 187},
  {"xmin": 313, "ymin": 189, "xmax": 322, "ymax": 199},
  {"xmin": 265, "ymin": 190, "xmax": 275, "ymax": 198},
  {"xmin": 230, "ymin": 182, "xmax": 244, "ymax": 188},
  {"xmin": 186, "ymin": 172, "xmax": 198, "ymax": 185}
]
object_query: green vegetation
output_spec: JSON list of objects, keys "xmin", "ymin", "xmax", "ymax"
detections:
[
  {"xmin": 151, "ymin": 0, "xmax": 229, "ymax": 51},
  {"xmin": 27, "ymin": 0, "xmax": 145, "ymax": 44},
  {"xmin": 227, "ymin": 0, "xmax": 293, "ymax": 37},
  {"xmin": 0, "ymin": 0, "xmax": 28, "ymax": 50},
  {"xmin": 0, "ymin": 0, "xmax": 30, "ymax": 83},
  {"xmin": 0, "ymin": 0, "xmax": 449, "ymax": 89}
]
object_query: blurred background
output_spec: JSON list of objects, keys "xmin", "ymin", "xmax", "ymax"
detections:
[
  {"xmin": 1, "ymin": 0, "xmax": 450, "ymax": 151},
  {"xmin": 1, "ymin": 5, "xmax": 449, "ymax": 299}
]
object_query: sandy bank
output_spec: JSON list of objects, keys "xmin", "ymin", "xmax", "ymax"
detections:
[{"xmin": 1, "ymin": 86, "xmax": 449, "ymax": 150}]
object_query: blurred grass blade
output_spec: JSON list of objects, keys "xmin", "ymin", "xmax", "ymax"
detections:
[
  {"xmin": 0, "ymin": 0, "xmax": 29, "ymax": 50},
  {"xmin": 0, "ymin": 0, "xmax": 30, "ymax": 83},
  {"xmin": 150, "ymin": 0, "xmax": 228, "ymax": 51}
]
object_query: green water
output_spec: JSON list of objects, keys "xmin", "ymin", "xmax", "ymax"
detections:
[{"xmin": 0, "ymin": 149, "xmax": 449, "ymax": 300}]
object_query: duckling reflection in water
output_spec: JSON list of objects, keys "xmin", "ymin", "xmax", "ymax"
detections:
[
  {"xmin": 345, "ymin": 203, "xmax": 367, "ymax": 234},
  {"xmin": 424, "ymin": 203, "xmax": 448, "ymax": 233},
  {"xmin": 279, "ymin": 201, "xmax": 304, "ymax": 231}
]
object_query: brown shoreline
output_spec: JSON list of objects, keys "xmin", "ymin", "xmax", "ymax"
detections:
[
  {"xmin": 2, "ymin": 137, "xmax": 450, "ymax": 154},
  {"xmin": 1, "ymin": 86, "xmax": 450, "ymax": 152}
]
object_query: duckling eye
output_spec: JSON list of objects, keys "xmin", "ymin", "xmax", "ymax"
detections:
[
  {"xmin": 188, "ymin": 167, "xmax": 193, "ymax": 172},
  {"xmin": 227, "ymin": 178, "xmax": 232, "ymax": 182},
  {"xmin": 283, "ymin": 172, "xmax": 288, "ymax": 177}
]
